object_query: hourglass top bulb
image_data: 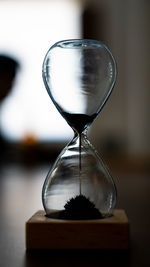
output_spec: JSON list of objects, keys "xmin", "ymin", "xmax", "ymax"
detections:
[{"xmin": 42, "ymin": 39, "xmax": 117, "ymax": 133}]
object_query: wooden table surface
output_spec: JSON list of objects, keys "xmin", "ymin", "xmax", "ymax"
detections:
[{"xmin": 0, "ymin": 163, "xmax": 150, "ymax": 267}]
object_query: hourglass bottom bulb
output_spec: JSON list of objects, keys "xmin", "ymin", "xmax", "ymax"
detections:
[{"xmin": 42, "ymin": 112, "xmax": 117, "ymax": 220}]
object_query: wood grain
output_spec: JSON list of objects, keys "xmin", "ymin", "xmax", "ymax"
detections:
[{"xmin": 26, "ymin": 209, "xmax": 129, "ymax": 250}]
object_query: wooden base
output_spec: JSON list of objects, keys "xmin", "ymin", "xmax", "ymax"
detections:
[{"xmin": 26, "ymin": 210, "xmax": 129, "ymax": 250}]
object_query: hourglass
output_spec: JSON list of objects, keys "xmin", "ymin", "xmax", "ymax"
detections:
[
  {"xmin": 26, "ymin": 39, "xmax": 130, "ymax": 250},
  {"xmin": 42, "ymin": 39, "xmax": 117, "ymax": 220}
]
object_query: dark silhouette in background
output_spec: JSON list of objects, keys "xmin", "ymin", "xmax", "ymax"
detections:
[
  {"xmin": 0, "ymin": 55, "xmax": 19, "ymax": 162},
  {"xmin": 0, "ymin": 55, "xmax": 59, "ymax": 164},
  {"xmin": 0, "ymin": 55, "xmax": 19, "ymax": 102}
]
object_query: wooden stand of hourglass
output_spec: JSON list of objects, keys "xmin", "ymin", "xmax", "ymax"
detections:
[{"xmin": 26, "ymin": 209, "xmax": 129, "ymax": 250}]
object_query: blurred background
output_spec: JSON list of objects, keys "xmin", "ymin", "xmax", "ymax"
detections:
[
  {"xmin": 0, "ymin": 0, "xmax": 150, "ymax": 171},
  {"xmin": 0, "ymin": 2, "xmax": 150, "ymax": 265}
]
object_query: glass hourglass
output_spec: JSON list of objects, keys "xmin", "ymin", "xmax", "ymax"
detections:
[{"xmin": 42, "ymin": 39, "xmax": 117, "ymax": 220}]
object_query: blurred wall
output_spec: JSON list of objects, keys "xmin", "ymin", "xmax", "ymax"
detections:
[{"xmin": 83, "ymin": 0, "xmax": 150, "ymax": 156}]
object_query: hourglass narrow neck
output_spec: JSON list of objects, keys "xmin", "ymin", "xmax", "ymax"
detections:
[
  {"xmin": 62, "ymin": 112, "xmax": 97, "ymax": 134},
  {"xmin": 73, "ymin": 128, "xmax": 88, "ymax": 141}
]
